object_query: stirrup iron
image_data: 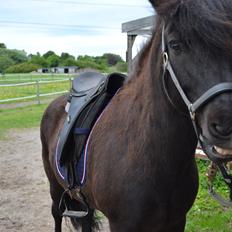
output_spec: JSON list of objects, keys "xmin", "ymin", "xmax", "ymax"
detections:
[
  {"xmin": 59, "ymin": 188, "xmax": 89, "ymax": 218},
  {"xmin": 63, "ymin": 208, "xmax": 88, "ymax": 218}
]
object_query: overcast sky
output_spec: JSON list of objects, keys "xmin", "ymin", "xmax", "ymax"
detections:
[{"xmin": 0, "ymin": 0, "xmax": 154, "ymax": 60}]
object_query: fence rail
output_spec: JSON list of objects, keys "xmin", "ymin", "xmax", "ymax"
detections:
[
  {"xmin": 0, "ymin": 78, "xmax": 72, "ymax": 104},
  {"xmin": 0, "ymin": 73, "xmax": 74, "ymax": 79}
]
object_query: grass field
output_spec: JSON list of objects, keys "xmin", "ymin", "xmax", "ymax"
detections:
[
  {"xmin": 0, "ymin": 79, "xmax": 70, "ymax": 100},
  {"xmin": 0, "ymin": 73, "xmax": 74, "ymax": 83},
  {"xmin": 0, "ymin": 104, "xmax": 47, "ymax": 138},
  {"xmin": 186, "ymin": 160, "xmax": 232, "ymax": 232},
  {"xmin": 0, "ymin": 73, "xmax": 72, "ymax": 103}
]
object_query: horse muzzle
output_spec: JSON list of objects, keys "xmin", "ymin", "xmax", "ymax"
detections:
[
  {"xmin": 200, "ymin": 135, "xmax": 232, "ymax": 163},
  {"xmin": 199, "ymin": 101, "xmax": 232, "ymax": 163}
]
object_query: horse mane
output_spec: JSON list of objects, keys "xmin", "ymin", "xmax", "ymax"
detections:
[
  {"xmin": 161, "ymin": 0, "xmax": 232, "ymax": 54},
  {"xmin": 131, "ymin": 19, "xmax": 163, "ymax": 79}
]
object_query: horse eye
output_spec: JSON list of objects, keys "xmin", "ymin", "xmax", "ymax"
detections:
[{"xmin": 169, "ymin": 40, "xmax": 181, "ymax": 51}]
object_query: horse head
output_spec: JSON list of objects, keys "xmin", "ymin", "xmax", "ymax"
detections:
[{"xmin": 149, "ymin": 0, "xmax": 232, "ymax": 164}]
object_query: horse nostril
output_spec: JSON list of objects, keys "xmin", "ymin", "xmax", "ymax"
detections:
[{"xmin": 211, "ymin": 123, "xmax": 232, "ymax": 137}]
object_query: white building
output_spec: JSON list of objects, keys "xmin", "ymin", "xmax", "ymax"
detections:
[{"xmin": 51, "ymin": 66, "xmax": 79, "ymax": 74}]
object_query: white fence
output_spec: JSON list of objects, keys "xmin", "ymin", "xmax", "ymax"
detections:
[{"xmin": 0, "ymin": 78, "xmax": 72, "ymax": 104}]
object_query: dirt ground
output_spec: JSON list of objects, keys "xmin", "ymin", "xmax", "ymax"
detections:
[{"xmin": 0, "ymin": 128, "xmax": 109, "ymax": 232}]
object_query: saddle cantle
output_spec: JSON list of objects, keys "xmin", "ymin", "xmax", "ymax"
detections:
[
  {"xmin": 56, "ymin": 71, "xmax": 126, "ymax": 187},
  {"xmin": 72, "ymin": 71, "xmax": 105, "ymax": 93}
]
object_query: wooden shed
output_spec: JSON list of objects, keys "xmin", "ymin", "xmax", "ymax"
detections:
[{"xmin": 122, "ymin": 15, "xmax": 156, "ymax": 73}]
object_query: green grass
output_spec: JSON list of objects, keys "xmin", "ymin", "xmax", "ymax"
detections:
[
  {"xmin": 0, "ymin": 74, "xmax": 72, "ymax": 103},
  {"xmin": 0, "ymin": 80, "xmax": 70, "ymax": 100},
  {"xmin": 186, "ymin": 159, "xmax": 232, "ymax": 231},
  {"xmin": 0, "ymin": 73, "xmax": 74, "ymax": 83},
  {"xmin": 0, "ymin": 104, "xmax": 48, "ymax": 138}
]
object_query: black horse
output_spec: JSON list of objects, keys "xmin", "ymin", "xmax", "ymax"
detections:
[{"xmin": 40, "ymin": 0, "xmax": 232, "ymax": 231}]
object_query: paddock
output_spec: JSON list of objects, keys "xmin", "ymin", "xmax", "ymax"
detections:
[{"xmin": 0, "ymin": 128, "xmax": 109, "ymax": 231}]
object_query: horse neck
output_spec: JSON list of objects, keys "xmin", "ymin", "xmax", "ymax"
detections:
[{"xmin": 124, "ymin": 41, "xmax": 197, "ymax": 166}]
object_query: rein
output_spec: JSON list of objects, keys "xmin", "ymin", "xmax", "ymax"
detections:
[{"xmin": 161, "ymin": 25, "xmax": 232, "ymax": 207}]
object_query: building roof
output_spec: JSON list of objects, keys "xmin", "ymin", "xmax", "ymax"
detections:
[{"xmin": 121, "ymin": 15, "xmax": 156, "ymax": 36}]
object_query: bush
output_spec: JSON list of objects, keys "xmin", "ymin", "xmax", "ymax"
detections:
[
  {"xmin": 115, "ymin": 61, "xmax": 127, "ymax": 72},
  {"xmin": 0, "ymin": 56, "xmax": 14, "ymax": 72},
  {"xmin": 29, "ymin": 55, "xmax": 48, "ymax": 67},
  {"xmin": 47, "ymin": 54, "xmax": 60, "ymax": 67},
  {"xmin": 76, "ymin": 60, "xmax": 108, "ymax": 72},
  {"xmin": 5, "ymin": 62, "xmax": 41, "ymax": 73},
  {"xmin": 60, "ymin": 58, "xmax": 77, "ymax": 67},
  {"xmin": 103, "ymin": 53, "xmax": 123, "ymax": 66}
]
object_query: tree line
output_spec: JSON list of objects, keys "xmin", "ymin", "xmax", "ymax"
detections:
[{"xmin": 0, "ymin": 43, "xmax": 127, "ymax": 74}]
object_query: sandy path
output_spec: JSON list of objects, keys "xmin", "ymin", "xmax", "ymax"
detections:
[{"xmin": 0, "ymin": 128, "xmax": 109, "ymax": 231}]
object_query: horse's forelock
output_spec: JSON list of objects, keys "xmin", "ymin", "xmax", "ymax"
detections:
[{"xmin": 166, "ymin": 0, "xmax": 232, "ymax": 54}]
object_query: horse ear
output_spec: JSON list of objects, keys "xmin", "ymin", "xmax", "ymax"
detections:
[
  {"xmin": 148, "ymin": 0, "xmax": 164, "ymax": 9},
  {"xmin": 149, "ymin": 0, "xmax": 177, "ymax": 15}
]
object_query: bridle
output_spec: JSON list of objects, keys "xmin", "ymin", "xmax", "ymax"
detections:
[{"xmin": 161, "ymin": 25, "xmax": 232, "ymax": 206}]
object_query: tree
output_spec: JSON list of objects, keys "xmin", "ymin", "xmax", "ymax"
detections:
[
  {"xmin": 0, "ymin": 47, "xmax": 28, "ymax": 72},
  {"xmin": 0, "ymin": 43, "xmax": 6, "ymax": 49},
  {"xmin": 76, "ymin": 59, "xmax": 107, "ymax": 71},
  {"xmin": 0, "ymin": 57, "xmax": 14, "ymax": 72},
  {"xmin": 47, "ymin": 54, "xmax": 60, "ymax": 67},
  {"xmin": 61, "ymin": 52, "xmax": 75, "ymax": 60},
  {"xmin": 60, "ymin": 52, "xmax": 76, "ymax": 66},
  {"xmin": 30, "ymin": 54, "xmax": 48, "ymax": 67},
  {"xmin": 103, "ymin": 53, "xmax": 123, "ymax": 66},
  {"xmin": 43, "ymin": 50, "xmax": 56, "ymax": 59},
  {"xmin": 8, "ymin": 49, "xmax": 28, "ymax": 64},
  {"xmin": 60, "ymin": 58, "xmax": 77, "ymax": 67},
  {"xmin": 77, "ymin": 55, "xmax": 93, "ymax": 61}
]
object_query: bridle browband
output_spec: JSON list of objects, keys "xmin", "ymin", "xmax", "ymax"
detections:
[{"xmin": 161, "ymin": 25, "xmax": 232, "ymax": 206}]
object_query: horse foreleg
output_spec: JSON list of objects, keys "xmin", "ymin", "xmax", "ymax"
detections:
[
  {"xmin": 67, "ymin": 199, "xmax": 96, "ymax": 232},
  {"xmin": 164, "ymin": 217, "xmax": 186, "ymax": 232},
  {"xmin": 80, "ymin": 208, "xmax": 95, "ymax": 232},
  {"xmin": 51, "ymin": 200, "xmax": 62, "ymax": 232},
  {"xmin": 109, "ymin": 221, "xmax": 133, "ymax": 232},
  {"xmin": 50, "ymin": 182, "xmax": 64, "ymax": 232}
]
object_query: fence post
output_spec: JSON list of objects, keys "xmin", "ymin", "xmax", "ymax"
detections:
[
  {"xmin": 69, "ymin": 77, "xmax": 72, "ymax": 89},
  {"xmin": 36, "ymin": 80, "xmax": 40, "ymax": 104}
]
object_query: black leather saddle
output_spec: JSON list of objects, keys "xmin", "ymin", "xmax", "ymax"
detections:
[{"xmin": 58, "ymin": 71, "xmax": 126, "ymax": 170}]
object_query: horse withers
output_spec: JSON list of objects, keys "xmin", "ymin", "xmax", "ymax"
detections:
[{"xmin": 40, "ymin": 0, "xmax": 232, "ymax": 231}]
